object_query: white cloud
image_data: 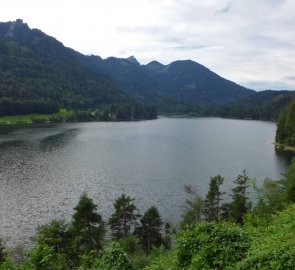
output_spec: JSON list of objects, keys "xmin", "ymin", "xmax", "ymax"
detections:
[{"xmin": 1, "ymin": 0, "xmax": 295, "ymax": 90}]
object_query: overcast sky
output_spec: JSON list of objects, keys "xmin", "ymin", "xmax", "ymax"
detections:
[{"xmin": 1, "ymin": 0, "xmax": 295, "ymax": 90}]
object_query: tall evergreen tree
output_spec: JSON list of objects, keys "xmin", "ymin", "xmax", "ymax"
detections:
[
  {"xmin": 70, "ymin": 193, "xmax": 105, "ymax": 258},
  {"xmin": 228, "ymin": 170, "xmax": 250, "ymax": 224},
  {"xmin": 283, "ymin": 158, "xmax": 295, "ymax": 203},
  {"xmin": 108, "ymin": 194, "xmax": 139, "ymax": 239},
  {"xmin": 0, "ymin": 238, "xmax": 6, "ymax": 263},
  {"xmin": 203, "ymin": 175, "xmax": 224, "ymax": 221},
  {"xmin": 135, "ymin": 206, "xmax": 163, "ymax": 252},
  {"xmin": 181, "ymin": 184, "xmax": 204, "ymax": 228},
  {"xmin": 36, "ymin": 220, "xmax": 69, "ymax": 254}
]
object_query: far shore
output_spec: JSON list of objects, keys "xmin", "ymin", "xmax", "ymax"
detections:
[{"xmin": 273, "ymin": 142, "xmax": 295, "ymax": 153}]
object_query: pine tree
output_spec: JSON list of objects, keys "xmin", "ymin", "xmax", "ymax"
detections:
[
  {"xmin": 108, "ymin": 194, "xmax": 139, "ymax": 239},
  {"xmin": 203, "ymin": 175, "xmax": 224, "ymax": 221},
  {"xmin": 228, "ymin": 170, "xmax": 250, "ymax": 224},
  {"xmin": 70, "ymin": 193, "xmax": 105, "ymax": 257},
  {"xmin": 135, "ymin": 206, "xmax": 163, "ymax": 252},
  {"xmin": 181, "ymin": 184, "xmax": 204, "ymax": 228}
]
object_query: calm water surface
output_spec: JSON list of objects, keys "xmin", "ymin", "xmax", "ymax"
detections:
[{"xmin": 0, "ymin": 117, "xmax": 292, "ymax": 247}]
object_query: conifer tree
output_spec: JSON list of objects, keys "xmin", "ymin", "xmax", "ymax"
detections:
[
  {"xmin": 108, "ymin": 194, "xmax": 139, "ymax": 239},
  {"xmin": 135, "ymin": 206, "xmax": 163, "ymax": 252},
  {"xmin": 228, "ymin": 170, "xmax": 250, "ymax": 224},
  {"xmin": 70, "ymin": 193, "xmax": 105, "ymax": 258},
  {"xmin": 203, "ymin": 175, "xmax": 224, "ymax": 221}
]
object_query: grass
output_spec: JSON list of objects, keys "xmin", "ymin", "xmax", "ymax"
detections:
[{"xmin": 0, "ymin": 113, "xmax": 51, "ymax": 124}]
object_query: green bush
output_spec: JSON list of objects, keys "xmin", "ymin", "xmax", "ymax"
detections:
[
  {"xmin": 143, "ymin": 250, "xmax": 177, "ymax": 270},
  {"xmin": 176, "ymin": 221, "xmax": 250, "ymax": 269},
  {"xmin": 237, "ymin": 204, "xmax": 295, "ymax": 270},
  {"xmin": 95, "ymin": 242, "xmax": 134, "ymax": 270}
]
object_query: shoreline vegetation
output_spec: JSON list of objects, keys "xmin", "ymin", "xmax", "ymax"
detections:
[
  {"xmin": 0, "ymin": 112, "xmax": 277, "ymax": 125},
  {"xmin": 0, "ymin": 104, "xmax": 158, "ymax": 124},
  {"xmin": 274, "ymin": 142, "xmax": 295, "ymax": 153},
  {"xmin": 1, "ymin": 162, "xmax": 295, "ymax": 269}
]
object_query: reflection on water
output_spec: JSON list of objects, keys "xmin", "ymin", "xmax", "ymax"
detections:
[
  {"xmin": 39, "ymin": 129, "xmax": 81, "ymax": 151},
  {"xmin": 0, "ymin": 118, "xmax": 293, "ymax": 248},
  {"xmin": 275, "ymin": 148, "xmax": 295, "ymax": 164}
]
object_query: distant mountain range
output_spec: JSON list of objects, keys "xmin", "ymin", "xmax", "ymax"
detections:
[{"xmin": 0, "ymin": 19, "xmax": 294, "ymax": 120}]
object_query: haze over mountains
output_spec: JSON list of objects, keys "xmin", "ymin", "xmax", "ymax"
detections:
[{"xmin": 0, "ymin": 19, "xmax": 294, "ymax": 119}]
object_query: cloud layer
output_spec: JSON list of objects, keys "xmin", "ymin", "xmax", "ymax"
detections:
[{"xmin": 1, "ymin": 0, "xmax": 295, "ymax": 90}]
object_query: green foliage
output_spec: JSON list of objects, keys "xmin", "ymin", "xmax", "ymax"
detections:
[
  {"xmin": 28, "ymin": 243, "xmax": 66, "ymax": 270},
  {"xmin": 120, "ymin": 235, "xmax": 140, "ymax": 255},
  {"xmin": 226, "ymin": 170, "xmax": 251, "ymax": 224},
  {"xmin": 135, "ymin": 206, "xmax": 163, "ymax": 252},
  {"xmin": 70, "ymin": 193, "xmax": 105, "ymax": 258},
  {"xmin": 176, "ymin": 221, "xmax": 250, "ymax": 269},
  {"xmin": 203, "ymin": 175, "xmax": 224, "ymax": 221},
  {"xmin": 0, "ymin": 113, "xmax": 51, "ymax": 123},
  {"xmin": 95, "ymin": 242, "xmax": 134, "ymax": 270},
  {"xmin": 0, "ymin": 21, "xmax": 130, "ymax": 116},
  {"xmin": 0, "ymin": 257, "xmax": 18, "ymax": 270},
  {"xmin": 36, "ymin": 220, "xmax": 69, "ymax": 254},
  {"xmin": 252, "ymin": 178, "xmax": 286, "ymax": 219},
  {"xmin": 284, "ymin": 157, "xmax": 295, "ymax": 202},
  {"xmin": 237, "ymin": 204, "xmax": 295, "ymax": 269},
  {"xmin": 109, "ymin": 194, "xmax": 140, "ymax": 239},
  {"xmin": 276, "ymin": 98, "xmax": 295, "ymax": 146},
  {"xmin": 215, "ymin": 91, "xmax": 295, "ymax": 121},
  {"xmin": 98, "ymin": 103, "xmax": 157, "ymax": 121},
  {"xmin": 0, "ymin": 238, "xmax": 6, "ymax": 264},
  {"xmin": 181, "ymin": 185, "xmax": 204, "ymax": 228},
  {"xmin": 143, "ymin": 249, "xmax": 177, "ymax": 270}
]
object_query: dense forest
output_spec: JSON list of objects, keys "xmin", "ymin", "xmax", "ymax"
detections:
[
  {"xmin": 276, "ymin": 98, "xmax": 295, "ymax": 147},
  {"xmin": 2, "ymin": 19, "xmax": 294, "ymax": 122},
  {"xmin": 0, "ymin": 20, "xmax": 131, "ymax": 116},
  {"xmin": 1, "ymin": 159, "xmax": 295, "ymax": 269}
]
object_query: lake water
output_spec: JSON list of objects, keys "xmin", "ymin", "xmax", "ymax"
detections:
[{"xmin": 0, "ymin": 117, "xmax": 292, "ymax": 247}]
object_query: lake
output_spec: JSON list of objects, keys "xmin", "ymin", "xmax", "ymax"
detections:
[{"xmin": 0, "ymin": 117, "xmax": 292, "ymax": 247}]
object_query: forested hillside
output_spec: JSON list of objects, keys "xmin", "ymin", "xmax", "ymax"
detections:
[
  {"xmin": 0, "ymin": 20, "xmax": 131, "ymax": 116},
  {"xmin": 276, "ymin": 98, "xmax": 295, "ymax": 147},
  {"xmin": 0, "ymin": 19, "xmax": 294, "ymax": 121},
  {"xmin": 214, "ymin": 90, "xmax": 295, "ymax": 121}
]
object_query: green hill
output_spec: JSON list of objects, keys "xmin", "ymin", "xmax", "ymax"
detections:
[{"xmin": 0, "ymin": 19, "xmax": 131, "ymax": 116}]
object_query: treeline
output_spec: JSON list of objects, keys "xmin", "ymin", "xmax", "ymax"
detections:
[
  {"xmin": 0, "ymin": 193, "xmax": 171, "ymax": 269},
  {"xmin": 100, "ymin": 103, "xmax": 157, "ymax": 121},
  {"xmin": 0, "ymin": 21, "xmax": 131, "ymax": 116},
  {"xmin": 47, "ymin": 104, "xmax": 157, "ymax": 123},
  {"xmin": 0, "ymin": 97, "xmax": 59, "ymax": 116},
  {"xmin": 1, "ymin": 159, "xmax": 295, "ymax": 269},
  {"xmin": 213, "ymin": 91, "xmax": 295, "ymax": 121},
  {"xmin": 158, "ymin": 91, "xmax": 295, "ymax": 122},
  {"xmin": 276, "ymin": 98, "xmax": 295, "ymax": 147}
]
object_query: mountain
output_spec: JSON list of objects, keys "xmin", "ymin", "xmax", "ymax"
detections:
[
  {"xmin": 143, "ymin": 59, "xmax": 255, "ymax": 105},
  {"xmin": 214, "ymin": 90, "xmax": 295, "ymax": 121},
  {"xmin": 1, "ymin": 19, "xmax": 293, "ymax": 119},
  {"xmin": 97, "ymin": 56, "xmax": 168, "ymax": 105},
  {"xmin": 0, "ymin": 19, "xmax": 131, "ymax": 116},
  {"xmin": 95, "ymin": 56, "xmax": 255, "ymax": 107}
]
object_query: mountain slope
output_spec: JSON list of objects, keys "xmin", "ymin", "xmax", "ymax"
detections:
[
  {"xmin": 0, "ymin": 20, "xmax": 131, "ymax": 115},
  {"xmin": 214, "ymin": 90, "xmax": 295, "ymax": 121},
  {"xmin": 92, "ymin": 56, "xmax": 255, "ymax": 109},
  {"xmin": 98, "ymin": 57, "xmax": 168, "ymax": 105},
  {"xmin": 143, "ymin": 60, "xmax": 254, "ymax": 105}
]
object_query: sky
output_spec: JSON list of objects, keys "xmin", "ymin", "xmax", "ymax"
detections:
[{"xmin": 1, "ymin": 0, "xmax": 295, "ymax": 90}]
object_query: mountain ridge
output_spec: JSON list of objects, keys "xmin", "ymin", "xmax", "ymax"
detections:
[{"xmin": 0, "ymin": 19, "xmax": 294, "ymax": 119}]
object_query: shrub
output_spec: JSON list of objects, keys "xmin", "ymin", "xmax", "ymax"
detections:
[
  {"xmin": 176, "ymin": 221, "xmax": 250, "ymax": 269},
  {"xmin": 237, "ymin": 204, "xmax": 295, "ymax": 270}
]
